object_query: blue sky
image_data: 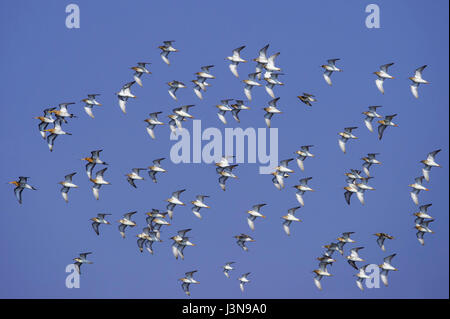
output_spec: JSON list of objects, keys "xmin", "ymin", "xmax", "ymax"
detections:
[{"xmin": 0, "ymin": 0, "xmax": 448, "ymax": 298}]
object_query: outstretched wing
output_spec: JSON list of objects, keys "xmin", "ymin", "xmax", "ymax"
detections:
[
  {"xmin": 92, "ymin": 222, "xmax": 100, "ymax": 236},
  {"xmin": 14, "ymin": 187, "xmax": 23, "ymax": 204},
  {"xmin": 378, "ymin": 124, "xmax": 387, "ymax": 140}
]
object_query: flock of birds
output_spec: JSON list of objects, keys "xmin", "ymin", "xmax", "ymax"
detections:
[
  {"xmin": 9, "ymin": 40, "xmax": 443, "ymax": 296},
  {"xmin": 312, "ymin": 231, "xmax": 398, "ymax": 290}
]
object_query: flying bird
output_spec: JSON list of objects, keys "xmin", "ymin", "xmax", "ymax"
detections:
[
  {"xmin": 347, "ymin": 247, "xmax": 365, "ymax": 270},
  {"xmin": 355, "ymin": 264, "xmax": 371, "ymax": 291},
  {"xmin": 321, "ymin": 58, "xmax": 342, "ymax": 86},
  {"xmin": 323, "ymin": 242, "xmax": 345, "ymax": 256},
  {"xmin": 81, "ymin": 94, "xmax": 102, "ymax": 119},
  {"xmin": 90, "ymin": 213, "xmax": 111, "ymax": 235},
  {"xmin": 264, "ymin": 52, "xmax": 281, "ymax": 72},
  {"xmin": 167, "ymin": 81, "xmax": 186, "ymax": 100},
  {"xmin": 379, "ymin": 254, "xmax": 398, "ymax": 286},
  {"xmin": 297, "ymin": 93, "xmax": 317, "ymax": 107},
  {"xmin": 362, "ymin": 106, "xmax": 383, "ymax": 132},
  {"xmin": 118, "ymin": 211, "xmax": 137, "ymax": 238},
  {"xmin": 131, "ymin": 62, "xmax": 151, "ymax": 87},
  {"xmin": 354, "ymin": 176, "xmax": 375, "ymax": 205},
  {"xmin": 271, "ymin": 170, "xmax": 289, "ymax": 190},
  {"xmin": 159, "ymin": 40, "xmax": 178, "ymax": 65},
  {"xmin": 148, "ymin": 158, "xmax": 167, "ymax": 183},
  {"xmin": 243, "ymin": 72, "xmax": 262, "ymax": 101},
  {"xmin": 374, "ymin": 63, "xmax": 395, "ymax": 94},
  {"xmin": 146, "ymin": 209, "xmax": 171, "ymax": 236},
  {"xmin": 171, "ymin": 228, "xmax": 192, "ymax": 243},
  {"xmin": 226, "ymin": 46, "xmax": 247, "ymax": 78},
  {"xmin": 246, "ymin": 204, "xmax": 266, "ymax": 230},
  {"xmin": 168, "ymin": 114, "xmax": 186, "ymax": 135},
  {"xmin": 216, "ymin": 99, "xmax": 234, "ymax": 124},
  {"xmin": 34, "ymin": 107, "xmax": 56, "ymax": 138},
  {"xmin": 344, "ymin": 181, "xmax": 363, "ymax": 206},
  {"xmin": 82, "ymin": 150, "xmax": 108, "ymax": 179},
  {"xmin": 136, "ymin": 227, "xmax": 162, "ymax": 254},
  {"xmin": 73, "ymin": 252, "xmax": 93, "ymax": 275},
  {"xmin": 264, "ymin": 72, "xmax": 284, "ymax": 98},
  {"xmin": 295, "ymin": 145, "xmax": 315, "ymax": 171},
  {"xmin": 90, "ymin": 167, "xmax": 111, "ymax": 200},
  {"xmin": 361, "ymin": 153, "xmax": 381, "ymax": 176},
  {"xmin": 191, "ymin": 195, "xmax": 211, "ymax": 219},
  {"xmin": 217, "ymin": 165, "xmax": 238, "ymax": 191},
  {"xmin": 275, "ymin": 158, "xmax": 294, "ymax": 174},
  {"xmin": 282, "ymin": 206, "xmax": 301, "ymax": 236},
  {"xmin": 413, "ymin": 203, "xmax": 433, "ymax": 219},
  {"xmin": 317, "ymin": 255, "xmax": 336, "ymax": 266},
  {"xmin": 125, "ymin": 168, "xmax": 146, "ymax": 188},
  {"xmin": 166, "ymin": 189, "xmax": 186, "ymax": 219},
  {"xmin": 196, "ymin": 65, "xmax": 215, "ymax": 79},
  {"xmin": 192, "ymin": 76, "xmax": 211, "ymax": 100},
  {"xmin": 116, "ymin": 81, "xmax": 136, "ymax": 114},
  {"xmin": 234, "ymin": 234, "xmax": 255, "ymax": 251},
  {"xmin": 374, "ymin": 233, "xmax": 394, "ymax": 251},
  {"xmin": 179, "ymin": 270, "xmax": 199, "ymax": 296},
  {"xmin": 263, "ymin": 97, "xmax": 282, "ymax": 128},
  {"xmin": 338, "ymin": 127, "xmax": 358, "ymax": 153},
  {"xmin": 238, "ymin": 273, "xmax": 251, "ymax": 292},
  {"xmin": 58, "ymin": 172, "xmax": 78, "ymax": 203},
  {"xmin": 293, "ymin": 177, "xmax": 314, "ymax": 206},
  {"xmin": 223, "ymin": 262, "xmax": 235, "ymax": 278},
  {"xmin": 337, "ymin": 232, "xmax": 356, "ymax": 244},
  {"xmin": 409, "ymin": 176, "xmax": 429, "ymax": 205},
  {"xmin": 9, "ymin": 176, "xmax": 37, "ymax": 204},
  {"xmin": 49, "ymin": 103, "xmax": 76, "ymax": 123},
  {"xmin": 253, "ymin": 44, "xmax": 270, "ymax": 79},
  {"xmin": 409, "ymin": 65, "xmax": 429, "ymax": 98},
  {"xmin": 173, "ymin": 104, "xmax": 195, "ymax": 119},
  {"xmin": 171, "ymin": 230, "xmax": 195, "ymax": 260},
  {"xmin": 313, "ymin": 262, "xmax": 332, "ymax": 290},
  {"xmin": 415, "ymin": 218, "xmax": 434, "ymax": 245},
  {"xmin": 230, "ymin": 100, "xmax": 251, "ymax": 123},
  {"xmin": 144, "ymin": 112, "xmax": 164, "ymax": 139},
  {"xmin": 44, "ymin": 118, "xmax": 72, "ymax": 152},
  {"xmin": 377, "ymin": 114, "xmax": 398, "ymax": 140},
  {"xmin": 421, "ymin": 149, "xmax": 441, "ymax": 182}
]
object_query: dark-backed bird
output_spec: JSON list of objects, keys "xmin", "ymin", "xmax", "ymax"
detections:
[
  {"xmin": 9, "ymin": 176, "xmax": 37, "ymax": 204},
  {"xmin": 90, "ymin": 213, "xmax": 111, "ymax": 235},
  {"xmin": 377, "ymin": 114, "xmax": 398, "ymax": 140}
]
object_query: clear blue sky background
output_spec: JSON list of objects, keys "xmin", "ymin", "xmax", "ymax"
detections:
[{"xmin": 0, "ymin": 0, "xmax": 448, "ymax": 299}]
